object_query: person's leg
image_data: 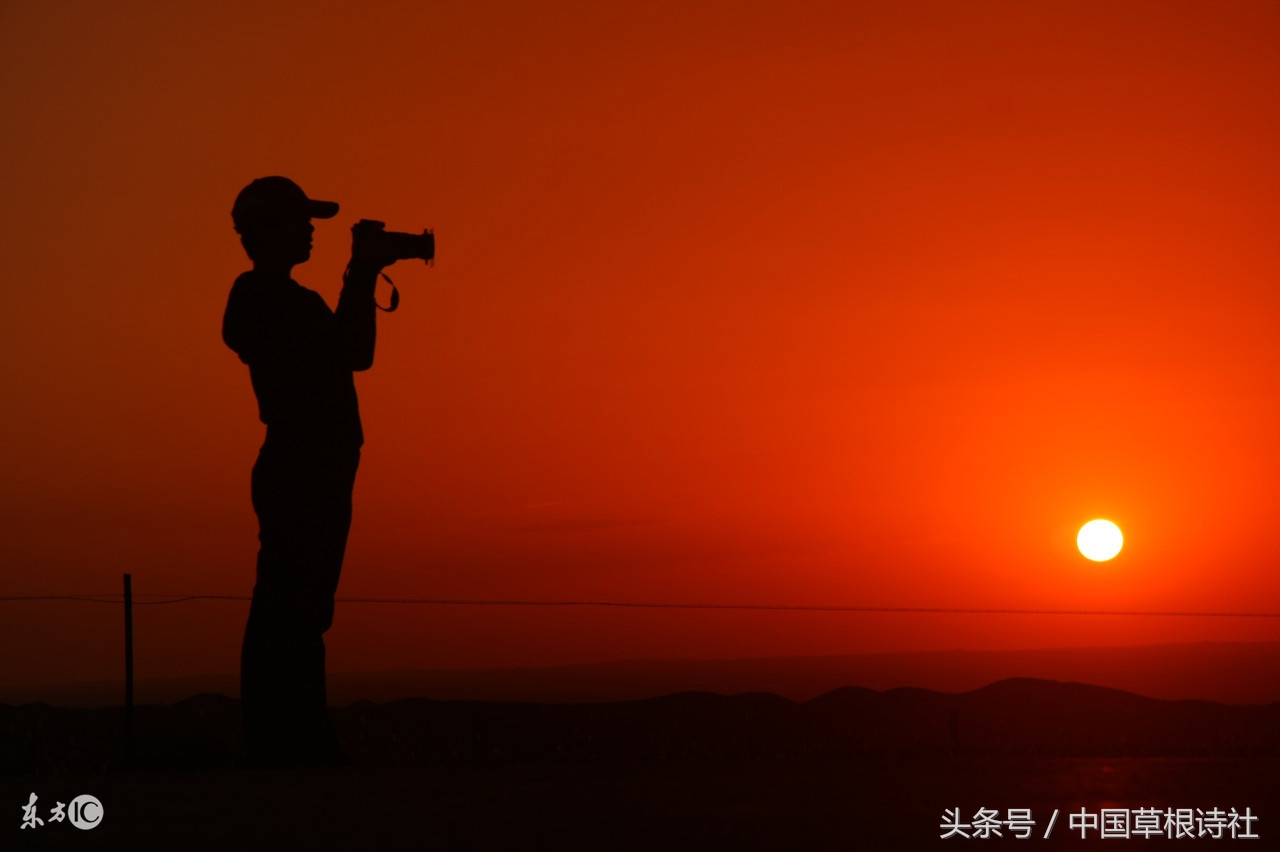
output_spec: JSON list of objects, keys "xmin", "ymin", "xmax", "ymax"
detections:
[
  {"xmin": 242, "ymin": 443, "xmax": 319, "ymax": 764},
  {"xmin": 241, "ymin": 595, "xmax": 310, "ymax": 763},
  {"xmin": 241, "ymin": 443, "xmax": 359, "ymax": 765},
  {"xmin": 303, "ymin": 448, "xmax": 360, "ymax": 760}
]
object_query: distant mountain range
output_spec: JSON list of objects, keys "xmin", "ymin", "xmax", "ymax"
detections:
[
  {"xmin": 333, "ymin": 678, "xmax": 1280, "ymax": 765},
  {"xmin": 6, "ymin": 640, "xmax": 1280, "ymax": 707},
  {"xmin": 4, "ymin": 677, "xmax": 1278, "ymax": 773}
]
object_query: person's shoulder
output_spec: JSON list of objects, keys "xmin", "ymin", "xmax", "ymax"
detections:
[
  {"xmin": 224, "ymin": 271, "xmax": 287, "ymax": 329},
  {"xmin": 227, "ymin": 270, "xmax": 263, "ymax": 302},
  {"xmin": 227, "ymin": 272, "xmax": 329, "ymax": 315},
  {"xmin": 228, "ymin": 270, "xmax": 296, "ymax": 306}
]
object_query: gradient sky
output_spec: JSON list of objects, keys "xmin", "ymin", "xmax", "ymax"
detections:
[{"xmin": 3, "ymin": 0, "xmax": 1280, "ymax": 685}]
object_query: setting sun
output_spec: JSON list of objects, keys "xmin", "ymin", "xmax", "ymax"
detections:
[{"xmin": 1077, "ymin": 520, "xmax": 1124, "ymax": 562}]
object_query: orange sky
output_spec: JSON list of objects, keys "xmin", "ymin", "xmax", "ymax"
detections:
[{"xmin": 3, "ymin": 0, "xmax": 1280, "ymax": 686}]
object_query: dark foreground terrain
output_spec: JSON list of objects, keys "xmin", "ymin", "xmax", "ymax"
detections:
[
  {"xmin": 3, "ymin": 757, "xmax": 1276, "ymax": 850},
  {"xmin": 3, "ymin": 679, "xmax": 1276, "ymax": 849}
]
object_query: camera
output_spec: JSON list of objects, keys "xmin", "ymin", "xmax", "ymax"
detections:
[{"xmin": 351, "ymin": 218, "xmax": 435, "ymax": 265}]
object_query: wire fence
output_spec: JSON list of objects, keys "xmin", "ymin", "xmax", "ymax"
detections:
[
  {"xmin": 2, "ymin": 593, "xmax": 1280, "ymax": 618},
  {"xmin": 7, "ymin": 577, "xmax": 1275, "ymax": 766}
]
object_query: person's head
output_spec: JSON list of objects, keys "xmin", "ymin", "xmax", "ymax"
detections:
[{"xmin": 231, "ymin": 176, "xmax": 338, "ymax": 269}]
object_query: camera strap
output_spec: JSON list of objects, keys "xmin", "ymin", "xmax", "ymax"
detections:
[{"xmin": 376, "ymin": 272, "xmax": 400, "ymax": 312}]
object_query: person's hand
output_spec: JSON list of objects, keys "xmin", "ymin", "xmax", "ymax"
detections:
[{"xmin": 350, "ymin": 220, "xmax": 397, "ymax": 270}]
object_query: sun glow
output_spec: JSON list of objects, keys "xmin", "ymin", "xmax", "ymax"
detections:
[{"xmin": 1077, "ymin": 519, "xmax": 1123, "ymax": 561}]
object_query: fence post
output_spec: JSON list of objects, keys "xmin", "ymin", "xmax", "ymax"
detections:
[{"xmin": 124, "ymin": 573, "xmax": 134, "ymax": 766}]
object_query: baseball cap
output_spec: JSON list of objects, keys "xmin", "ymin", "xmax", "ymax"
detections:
[{"xmin": 231, "ymin": 176, "xmax": 339, "ymax": 233}]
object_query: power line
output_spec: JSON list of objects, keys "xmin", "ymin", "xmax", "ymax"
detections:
[
  {"xmin": 1, "ymin": 593, "xmax": 1279, "ymax": 618},
  {"xmin": 0, "ymin": 594, "xmax": 125, "ymax": 604}
]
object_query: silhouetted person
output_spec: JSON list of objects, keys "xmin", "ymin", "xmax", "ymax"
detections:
[{"xmin": 223, "ymin": 176, "xmax": 389, "ymax": 766}]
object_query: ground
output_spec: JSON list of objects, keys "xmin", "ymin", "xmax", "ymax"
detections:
[{"xmin": 3, "ymin": 757, "xmax": 1275, "ymax": 850}]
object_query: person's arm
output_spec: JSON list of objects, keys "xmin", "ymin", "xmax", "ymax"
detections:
[
  {"xmin": 223, "ymin": 275, "xmax": 270, "ymax": 365},
  {"xmin": 334, "ymin": 259, "xmax": 379, "ymax": 371}
]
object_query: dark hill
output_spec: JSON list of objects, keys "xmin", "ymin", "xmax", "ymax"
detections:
[{"xmin": 3, "ymin": 678, "xmax": 1278, "ymax": 773}]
